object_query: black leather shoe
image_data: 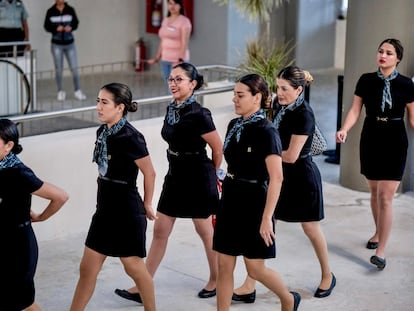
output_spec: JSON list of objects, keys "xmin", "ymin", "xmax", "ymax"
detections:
[
  {"xmin": 232, "ymin": 290, "xmax": 256, "ymax": 303},
  {"xmin": 291, "ymin": 291, "xmax": 301, "ymax": 311},
  {"xmin": 114, "ymin": 288, "xmax": 142, "ymax": 303},
  {"xmin": 366, "ymin": 241, "xmax": 379, "ymax": 249},
  {"xmin": 370, "ymin": 255, "xmax": 386, "ymax": 270},
  {"xmin": 198, "ymin": 288, "xmax": 216, "ymax": 298},
  {"xmin": 314, "ymin": 273, "xmax": 336, "ymax": 298}
]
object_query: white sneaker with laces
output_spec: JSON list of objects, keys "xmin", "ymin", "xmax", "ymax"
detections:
[
  {"xmin": 74, "ymin": 90, "xmax": 87, "ymax": 100},
  {"xmin": 57, "ymin": 91, "xmax": 66, "ymax": 101}
]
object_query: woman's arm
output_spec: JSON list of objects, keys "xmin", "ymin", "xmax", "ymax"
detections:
[
  {"xmin": 135, "ymin": 155, "xmax": 157, "ymax": 220},
  {"xmin": 260, "ymin": 154, "xmax": 283, "ymax": 247},
  {"xmin": 202, "ymin": 130, "xmax": 223, "ymax": 170},
  {"xmin": 30, "ymin": 182, "xmax": 69, "ymax": 222},
  {"xmin": 178, "ymin": 23, "xmax": 191, "ymax": 61},
  {"xmin": 406, "ymin": 102, "xmax": 414, "ymax": 129},
  {"xmin": 336, "ymin": 95, "xmax": 363, "ymax": 143},
  {"xmin": 282, "ymin": 134, "xmax": 308, "ymax": 163}
]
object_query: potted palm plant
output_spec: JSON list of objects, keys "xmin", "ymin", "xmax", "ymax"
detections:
[{"xmin": 213, "ymin": 0, "xmax": 293, "ymax": 93}]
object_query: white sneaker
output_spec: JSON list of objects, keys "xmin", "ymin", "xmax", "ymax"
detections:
[
  {"xmin": 57, "ymin": 91, "xmax": 66, "ymax": 101},
  {"xmin": 74, "ymin": 90, "xmax": 87, "ymax": 100}
]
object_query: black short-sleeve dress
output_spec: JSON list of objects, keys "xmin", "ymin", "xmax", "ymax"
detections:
[
  {"xmin": 273, "ymin": 101, "xmax": 324, "ymax": 222},
  {"xmin": 85, "ymin": 122, "xmax": 149, "ymax": 258},
  {"xmin": 0, "ymin": 163, "xmax": 43, "ymax": 310},
  {"xmin": 355, "ymin": 72, "xmax": 414, "ymax": 180},
  {"xmin": 213, "ymin": 118, "xmax": 282, "ymax": 259},
  {"xmin": 157, "ymin": 101, "xmax": 219, "ymax": 218}
]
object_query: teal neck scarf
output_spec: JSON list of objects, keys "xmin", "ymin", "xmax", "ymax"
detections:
[
  {"xmin": 223, "ymin": 109, "xmax": 265, "ymax": 151},
  {"xmin": 93, "ymin": 117, "xmax": 127, "ymax": 176},
  {"xmin": 0, "ymin": 152, "xmax": 22, "ymax": 170},
  {"xmin": 166, "ymin": 95, "xmax": 196, "ymax": 125},
  {"xmin": 377, "ymin": 69, "xmax": 398, "ymax": 112},
  {"xmin": 272, "ymin": 91, "xmax": 304, "ymax": 129}
]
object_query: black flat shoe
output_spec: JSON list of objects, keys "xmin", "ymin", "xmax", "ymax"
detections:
[
  {"xmin": 198, "ymin": 288, "xmax": 216, "ymax": 298},
  {"xmin": 114, "ymin": 288, "xmax": 142, "ymax": 303},
  {"xmin": 366, "ymin": 241, "xmax": 379, "ymax": 249},
  {"xmin": 370, "ymin": 255, "xmax": 386, "ymax": 270},
  {"xmin": 314, "ymin": 273, "xmax": 336, "ymax": 298},
  {"xmin": 291, "ymin": 291, "xmax": 301, "ymax": 311},
  {"xmin": 232, "ymin": 290, "xmax": 256, "ymax": 303}
]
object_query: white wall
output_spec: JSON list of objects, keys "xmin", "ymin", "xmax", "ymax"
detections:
[
  {"xmin": 23, "ymin": 89, "xmax": 234, "ymax": 242},
  {"xmin": 24, "ymin": 0, "xmax": 140, "ymax": 72}
]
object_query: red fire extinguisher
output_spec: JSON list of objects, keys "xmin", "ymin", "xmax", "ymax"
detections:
[{"xmin": 135, "ymin": 38, "xmax": 146, "ymax": 72}]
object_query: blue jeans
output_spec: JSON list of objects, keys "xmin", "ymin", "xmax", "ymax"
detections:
[
  {"xmin": 160, "ymin": 60, "xmax": 173, "ymax": 94},
  {"xmin": 51, "ymin": 42, "xmax": 81, "ymax": 92}
]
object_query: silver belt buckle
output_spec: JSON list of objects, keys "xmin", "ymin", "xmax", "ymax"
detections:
[{"xmin": 376, "ymin": 117, "xmax": 388, "ymax": 122}]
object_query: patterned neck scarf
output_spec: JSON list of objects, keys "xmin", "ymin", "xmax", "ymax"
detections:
[
  {"xmin": 93, "ymin": 117, "xmax": 127, "ymax": 176},
  {"xmin": 223, "ymin": 109, "xmax": 265, "ymax": 151},
  {"xmin": 377, "ymin": 69, "xmax": 399, "ymax": 112},
  {"xmin": 272, "ymin": 91, "xmax": 305, "ymax": 129},
  {"xmin": 0, "ymin": 152, "xmax": 22, "ymax": 170},
  {"xmin": 166, "ymin": 95, "xmax": 196, "ymax": 125}
]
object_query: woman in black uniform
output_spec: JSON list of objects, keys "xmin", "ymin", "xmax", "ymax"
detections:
[
  {"xmin": 337, "ymin": 38, "xmax": 414, "ymax": 269},
  {"xmin": 115, "ymin": 63, "xmax": 223, "ymax": 303},
  {"xmin": 0, "ymin": 118, "xmax": 69, "ymax": 311},
  {"xmin": 213, "ymin": 74, "xmax": 301, "ymax": 311},
  {"xmin": 233, "ymin": 66, "xmax": 335, "ymax": 304},
  {"xmin": 70, "ymin": 83, "xmax": 157, "ymax": 311}
]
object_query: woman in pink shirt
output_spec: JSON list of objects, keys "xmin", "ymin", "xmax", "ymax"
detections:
[{"xmin": 147, "ymin": 0, "xmax": 192, "ymax": 85}]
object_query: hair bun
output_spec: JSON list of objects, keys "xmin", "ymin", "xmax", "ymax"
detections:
[{"xmin": 303, "ymin": 70, "xmax": 314, "ymax": 85}]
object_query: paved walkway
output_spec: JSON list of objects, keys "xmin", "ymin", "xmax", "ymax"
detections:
[{"xmin": 35, "ymin": 181, "xmax": 414, "ymax": 311}]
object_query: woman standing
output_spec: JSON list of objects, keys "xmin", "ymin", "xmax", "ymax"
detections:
[
  {"xmin": 115, "ymin": 63, "xmax": 222, "ymax": 303},
  {"xmin": 70, "ymin": 83, "xmax": 157, "ymax": 311},
  {"xmin": 213, "ymin": 74, "xmax": 301, "ymax": 311},
  {"xmin": 232, "ymin": 66, "xmax": 335, "ymax": 303},
  {"xmin": 0, "ymin": 118, "xmax": 69, "ymax": 311},
  {"xmin": 336, "ymin": 38, "xmax": 414, "ymax": 269},
  {"xmin": 44, "ymin": 0, "xmax": 86, "ymax": 101},
  {"xmin": 147, "ymin": 0, "xmax": 192, "ymax": 83}
]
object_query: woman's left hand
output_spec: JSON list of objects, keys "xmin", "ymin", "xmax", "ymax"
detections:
[{"xmin": 260, "ymin": 217, "xmax": 275, "ymax": 247}]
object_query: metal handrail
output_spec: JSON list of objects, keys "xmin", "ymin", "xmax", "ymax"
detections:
[{"xmin": 8, "ymin": 83, "xmax": 235, "ymax": 123}]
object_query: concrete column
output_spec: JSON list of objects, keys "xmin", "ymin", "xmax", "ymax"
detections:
[{"xmin": 340, "ymin": 0, "xmax": 414, "ymax": 192}]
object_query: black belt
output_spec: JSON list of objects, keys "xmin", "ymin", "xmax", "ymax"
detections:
[
  {"xmin": 367, "ymin": 116, "xmax": 403, "ymax": 122},
  {"xmin": 226, "ymin": 173, "xmax": 260, "ymax": 184},
  {"xmin": 167, "ymin": 149, "xmax": 202, "ymax": 156},
  {"xmin": 17, "ymin": 221, "xmax": 30, "ymax": 228},
  {"xmin": 98, "ymin": 175, "xmax": 128, "ymax": 185}
]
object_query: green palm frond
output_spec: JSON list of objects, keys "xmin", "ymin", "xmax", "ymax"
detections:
[{"xmin": 238, "ymin": 39, "xmax": 295, "ymax": 92}]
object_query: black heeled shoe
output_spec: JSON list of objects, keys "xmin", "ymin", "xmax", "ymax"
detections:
[
  {"xmin": 314, "ymin": 273, "xmax": 336, "ymax": 298},
  {"xmin": 370, "ymin": 255, "xmax": 386, "ymax": 270},
  {"xmin": 114, "ymin": 288, "xmax": 142, "ymax": 303},
  {"xmin": 198, "ymin": 288, "xmax": 216, "ymax": 298},
  {"xmin": 291, "ymin": 291, "xmax": 301, "ymax": 311},
  {"xmin": 231, "ymin": 290, "xmax": 256, "ymax": 303},
  {"xmin": 366, "ymin": 241, "xmax": 379, "ymax": 249}
]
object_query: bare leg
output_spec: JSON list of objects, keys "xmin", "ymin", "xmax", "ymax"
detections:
[
  {"xmin": 193, "ymin": 216, "xmax": 217, "ymax": 290},
  {"xmin": 367, "ymin": 179, "xmax": 399, "ymax": 259},
  {"xmin": 216, "ymin": 253, "xmax": 236, "ymax": 311},
  {"xmin": 127, "ymin": 212, "xmax": 176, "ymax": 293},
  {"xmin": 234, "ymin": 275, "xmax": 256, "ymax": 295},
  {"xmin": 70, "ymin": 247, "xmax": 106, "ymax": 311},
  {"xmin": 301, "ymin": 221, "xmax": 332, "ymax": 289},
  {"xmin": 244, "ymin": 258, "xmax": 294, "ymax": 311},
  {"xmin": 367, "ymin": 180, "xmax": 379, "ymax": 243},
  {"xmin": 120, "ymin": 256, "xmax": 156, "ymax": 311}
]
